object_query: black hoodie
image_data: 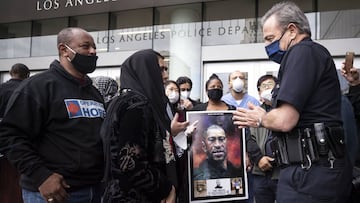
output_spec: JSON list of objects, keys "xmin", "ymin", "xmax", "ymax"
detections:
[{"xmin": 0, "ymin": 60, "xmax": 105, "ymax": 191}]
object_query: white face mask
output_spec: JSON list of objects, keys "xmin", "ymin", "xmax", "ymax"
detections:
[
  {"xmin": 168, "ymin": 91, "xmax": 179, "ymax": 104},
  {"xmin": 232, "ymin": 78, "xmax": 244, "ymax": 93},
  {"xmin": 180, "ymin": 91, "xmax": 191, "ymax": 100},
  {"xmin": 260, "ymin": 89, "xmax": 273, "ymax": 102}
]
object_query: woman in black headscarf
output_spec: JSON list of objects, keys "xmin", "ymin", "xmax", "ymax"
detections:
[{"xmin": 102, "ymin": 49, "xmax": 176, "ymax": 203}]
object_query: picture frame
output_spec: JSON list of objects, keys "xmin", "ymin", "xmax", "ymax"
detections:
[{"xmin": 187, "ymin": 110, "xmax": 248, "ymax": 202}]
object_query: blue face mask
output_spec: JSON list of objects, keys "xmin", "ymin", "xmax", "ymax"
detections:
[
  {"xmin": 265, "ymin": 31, "xmax": 289, "ymax": 64},
  {"xmin": 265, "ymin": 39, "xmax": 286, "ymax": 64}
]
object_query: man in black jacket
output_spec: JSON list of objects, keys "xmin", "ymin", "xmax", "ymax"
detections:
[
  {"xmin": 0, "ymin": 27, "xmax": 105, "ymax": 203},
  {"xmin": 0, "ymin": 63, "xmax": 30, "ymax": 118},
  {"xmin": 0, "ymin": 63, "xmax": 29, "ymax": 203}
]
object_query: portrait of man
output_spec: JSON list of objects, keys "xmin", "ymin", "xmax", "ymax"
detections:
[
  {"xmin": 187, "ymin": 111, "xmax": 248, "ymax": 202},
  {"xmin": 193, "ymin": 124, "xmax": 242, "ymax": 180}
]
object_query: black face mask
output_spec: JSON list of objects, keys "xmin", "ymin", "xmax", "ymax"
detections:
[
  {"xmin": 65, "ymin": 44, "xmax": 98, "ymax": 74},
  {"xmin": 207, "ymin": 88, "xmax": 223, "ymax": 101}
]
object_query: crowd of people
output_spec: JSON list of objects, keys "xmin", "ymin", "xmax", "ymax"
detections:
[{"xmin": 0, "ymin": 1, "xmax": 359, "ymax": 203}]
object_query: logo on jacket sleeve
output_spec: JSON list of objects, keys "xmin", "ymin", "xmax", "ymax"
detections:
[{"xmin": 64, "ymin": 99, "xmax": 105, "ymax": 119}]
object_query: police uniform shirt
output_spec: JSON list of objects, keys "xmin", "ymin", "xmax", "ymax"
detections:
[{"xmin": 274, "ymin": 38, "xmax": 342, "ymax": 127}]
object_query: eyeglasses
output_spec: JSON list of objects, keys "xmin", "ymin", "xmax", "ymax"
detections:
[
  {"xmin": 259, "ymin": 81, "xmax": 275, "ymax": 90},
  {"xmin": 180, "ymin": 88, "xmax": 191, "ymax": 91},
  {"xmin": 161, "ymin": 66, "xmax": 168, "ymax": 72}
]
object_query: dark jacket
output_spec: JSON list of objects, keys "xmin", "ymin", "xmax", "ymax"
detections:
[
  {"xmin": 103, "ymin": 90, "xmax": 174, "ymax": 203},
  {"xmin": 0, "ymin": 78, "xmax": 23, "ymax": 117},
  {"xmin": 346, "ymin": 85, "xmax": 360, "ymax": 167},
  {"xmin": 247, "ymin": 103, "xmax": 279, "ymax": 179},
  {"xmin": 0, "ymin": 60, "xmax": 105, "ymax": 191},
  {"xmin": 102, "ymin": 50, "xmax": 175, "ymax": 203}
]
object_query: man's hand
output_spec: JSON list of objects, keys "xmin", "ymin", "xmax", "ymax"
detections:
[
  {"xmin": 161, "ymin": 185, "xmax": 176, "ymax": 203},
  {"xmin": 233, "ymin": 102, "xmax": 266, "ymax": 128},
  {"xmin": 38, "ymin": 173, "xmax": 70, "ymax": 203},
  {"xmin": 171, "ymin": 113, "xmax": 189, "ymax": 136},
  {"xmin": 258, "ymin": 156, "xmax": 275, "ymax": 171},
  {"xmin": 341, "ymin": 62, "xmax": 360, "ymax": 86},
  {"xmin": 184, "ymin": 120, "xmax": 198, "ymax": 137}
]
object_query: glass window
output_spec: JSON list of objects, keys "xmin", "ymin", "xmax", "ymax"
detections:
[
  {"xmin": 154, "ymin": 3, "xmax": 202, "ymax": 25},
  {"xmin": 0, "ymin": 38, "xmax": 31, "ymax": 58},
  {"xmin": 258, "ymin": 0, "xmax": 314, "ymax": 17},
  {"xmin": 31, "ymin": 18, "xmax": 68, "ymax": 56},
  {"xmin": 203, "ymin": 0, "xmax": 257, "ymax": 45},
  {"xmin": 0, "ymin": 22, "xmax": 31, "ymax": 39},
  {"xmin": 32, "ymin": 18, "xmax": 68, "ymax": 36},
  {"xmin": 318, "ymin": 9, "xmax": 360, "ymax": 39},
  {"xmin": 203, "ymin": 0, "xmax": 255, "ymax": 21},
  {"xmin": 31, "ymin": 35, "xmax": 58, "ymax": 56},
  {"xmin": 153, "ymin": 3, "xmax": 203, "ymax": 99},
  {"xmin": 110, "ymin": 8, "xmax": 153, "ymax": 29},
  {"xmin": 109, "ymin": 9, "xmax": 153, "ymax": 52},
  {"xmin": 70, "ymin": 13, "xmax": 109, "ymax": 53},
  {"xmin": 0, "ymin": 22, "xmax": 31, "ymax": 58},
  {"xmin": 317, "ymin": 0, "xmax": 360, "ymax": 11},
  {"xmin": 69, "ymin": 13, "xmax": 108, "ymax": 31}
]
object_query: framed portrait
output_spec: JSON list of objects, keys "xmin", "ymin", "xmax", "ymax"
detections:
[{"xmin": 187, "ymin": 111, "xmax": 248, "ymax": 202}]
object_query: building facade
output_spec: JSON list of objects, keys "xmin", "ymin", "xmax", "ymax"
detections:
[{"xmin": 1, "ymin": 0, "xmax": 359, "ymax": 100}]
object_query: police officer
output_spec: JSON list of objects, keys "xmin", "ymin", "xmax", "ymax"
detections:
[{"xmin": 233, "ymin": 2, "xmax": 352, "ymax": 202}]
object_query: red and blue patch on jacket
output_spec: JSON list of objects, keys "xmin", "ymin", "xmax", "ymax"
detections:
[{"xmin": 64, "ymin": 99, "xmax": 105, "ymax": 119}]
